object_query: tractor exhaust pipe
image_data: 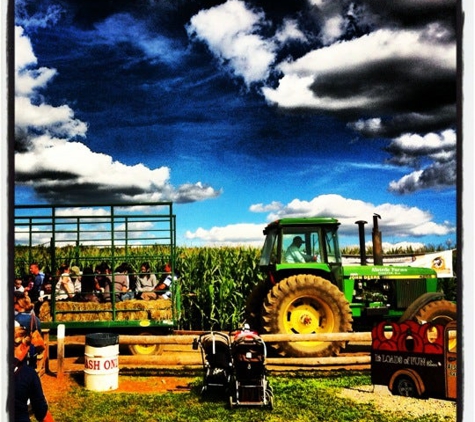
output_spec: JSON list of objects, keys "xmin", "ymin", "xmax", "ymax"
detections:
[
  {"xmin": 372, "ymin": 213, "xmax": 383, "ymax": 265},
  {"xmin": 355, "ymin": 220, "xmax": 368, "ymax": 265}
]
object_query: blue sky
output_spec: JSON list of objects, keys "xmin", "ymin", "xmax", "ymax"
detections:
[{"xmin": 13, "ymin": 0, "xmax": 458, "ymax": 249}]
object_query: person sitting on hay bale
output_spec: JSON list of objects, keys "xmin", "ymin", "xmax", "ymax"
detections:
[
  {"xmin": 153, "ymin": 263, "xmax": 176, "ymax": 300},
  {"xmin": 113, "ymin": 262, "xmax": 135, "ymax": 301},
  {"xmin": 55, "ymin": 264, "xmax": 76, "ymax": 301},
  {"xmin": 137, "ymin": 262, "xmax": 158, "ymax": 301}
]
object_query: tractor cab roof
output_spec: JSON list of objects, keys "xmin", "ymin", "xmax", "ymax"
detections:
[{"xmin": 264, "ymin": 217, "xmax": 340, "ymax": 234}]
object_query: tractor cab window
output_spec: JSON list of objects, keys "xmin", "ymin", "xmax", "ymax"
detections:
[
  {"xmin": 281, "ymin": 228, "xmax": 320, "ymax": 263},
  {"xmin": 259, "ymin": 230, "xmax": 278, "ymax": 266},
  {"xmin": 323, "ymin": 227, "xmax": 341, "ymax": 263}
]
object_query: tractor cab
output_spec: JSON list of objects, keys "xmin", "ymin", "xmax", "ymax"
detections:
[
  {"xmin": 259, "ymin": 218, "xmax": 343, "ymax": 287},
  {"xmin": 259, "ymin": 217, "xmax": 341, "ymax": 267}
]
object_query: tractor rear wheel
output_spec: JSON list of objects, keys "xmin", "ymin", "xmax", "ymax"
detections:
[
  {"xmin": 261, "ymin": 274, "xmax": 353, "ymax": 357},
  {"xmin": 414, "ymin": 300, "xmax": 457, "ymax": 325}
]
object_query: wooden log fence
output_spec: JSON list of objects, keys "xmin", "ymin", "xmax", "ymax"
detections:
[
  {"xmin": 47, "ymin": 330, "xmax": 373, "ymax": 377},
  {"xmin": 51, "ymin": 331, "xmax": 372, "ymax": 346}
]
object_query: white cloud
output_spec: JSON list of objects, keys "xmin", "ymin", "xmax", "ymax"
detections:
[
  {"xmin": 321, "ymin": 14, "xmax": 345, "ymax": 44},
  {"xmin": 386, "ymin": 129, "xmax": 456, "ymax": 193},
  {"xmin": 187, "ymin": 0, "xmax": 276, "ymax": 86},
  {"xmin": 55, "ymin": 207, "xmax": 112, "ymax": 217},
  {"xmin": 381, "ymin": 241, "xmax": 426, "ymax": 252},
  {"xmin": 255, "ymin": 194, "xmax": 455, "ymax": 238},
  {"xmin": 15, "ymin": 26, "xmax": 37, "ymax": 71},
  {"xmin": 15, "ymin": 27, "xmax": 60, "ymax": 101},
  {"xmin": 249, "ymin": 201, "xmax": 283, "ymax": 212},
  {"xmin": 262, "ymin": 28, "xmax": 454, "ymax": 110},
  {"xmin": 15, "ymin": 135, "xmax": 170, "ymax": 188},
  {"xmin": 275, "ymin": 19, "xmax": 307, "ymax": 44},
  {"xmin": 14, "ymin": 25, "xmax": 221, "ymax": 204},
  {"xmin": 186, "ymin": 194, "xmax": 455, "ymax": 246},
  {"xmin": 350, "ymin": 118, "xmax": 382, "ymax": 134},
  {"xmin": 15, "ymin": 97, "xmax": 88, "ymax": 139},
  {"xmin": 185, "ymin": 223, "xmax": 265, "ymax": 246},
  {"xmin": 389, "ymin": 129, "xmax": 456, "ymax": 156}
]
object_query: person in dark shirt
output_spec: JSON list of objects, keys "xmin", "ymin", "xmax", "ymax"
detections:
[
  {"xmin": 13, "ymin": 325, "xmax": 49, "ymax": 422},
  {"xmin": 14, "ymin": 293, "xmax": 42, "ymax": 369},
  {"xmin": 14, "ymin": 292, "xmax": 41, "ymax": 331},
  {"xmin": 27, "ymin": 263, "xmax": 44, "ymax": 303}
]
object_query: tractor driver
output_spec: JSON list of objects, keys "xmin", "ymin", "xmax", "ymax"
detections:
[{"xmin": 285, "ymin": 236, "xmax": 316, "ymax": 263}]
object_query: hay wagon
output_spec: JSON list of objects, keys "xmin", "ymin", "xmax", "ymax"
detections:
[{"xmin": 14, "ymin": 201, "xmax": 181, "ymax": 355}]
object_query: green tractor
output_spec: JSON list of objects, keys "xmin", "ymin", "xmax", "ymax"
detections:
[{"xmin": 245, "ymin": 214, "xmax": 456, "ymax": 357}]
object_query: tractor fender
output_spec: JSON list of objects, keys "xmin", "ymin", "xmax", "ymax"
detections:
[
  {"xmin": 388, "ymin": 368, "xmax": 426, "ymax": 396},
  {"xmin": 398, "ymin": 292, "xmax": 446, "ymax": 323}
]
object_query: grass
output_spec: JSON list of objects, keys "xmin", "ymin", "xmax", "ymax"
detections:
[{"xmin": 46, "ymin": 371, "xmax": 454, "ymax": 422}]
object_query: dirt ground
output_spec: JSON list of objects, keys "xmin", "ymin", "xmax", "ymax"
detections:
[{"xmin": 41, "ymin": 370, "xmax": 196, "ymax": 401}]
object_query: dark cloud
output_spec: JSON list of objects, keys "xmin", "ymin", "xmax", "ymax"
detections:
[
  {"xmin": 388, "ymin": 159, "xmax": 456, "ymax": 194},
  {"xmin": 384, "ymin": 129, "xmax": 456, "ymax": 193},
  {"xmin": 363, "ymin": 0, "xmax": 457, "ymax": 31}
]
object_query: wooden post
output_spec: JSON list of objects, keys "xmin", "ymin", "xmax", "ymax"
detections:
[
  {"xmin": 40, "ymin": 329, "xmax": 50, "ymax": 376},
  {"xmin": 57, "ymin": 324, "xmax": 65, "ymax": 380}
]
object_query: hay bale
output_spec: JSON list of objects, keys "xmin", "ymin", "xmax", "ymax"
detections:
[
  {"xmin": 38, "ymin": 302, "xmax": 52, "ymax": 322},
  {"xmin": 149, "ymin": 309, "xmax": 172, "ymax": 321},
  {"xmin": 155, "ymin": 298, "xmax": 172, "ymax": 310},
  {"xmin": 37, "ymin": 296, "xmax": 173, "ymax": 323},
  {"xmin": 115, "ymin": 311, "xmax": 148, "ymax": 321}
]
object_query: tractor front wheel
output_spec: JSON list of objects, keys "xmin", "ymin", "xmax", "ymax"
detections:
[
  {"xmin": 261, "ymin": 274, "xmax": 353, "ymax": 357},
  {"xmin": 414, "ymin": 300, "xmax": 456, "ymax": 325}
]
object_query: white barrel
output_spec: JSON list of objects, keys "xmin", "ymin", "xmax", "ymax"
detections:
[{"xmin": 84, "ymin": 333, "xmax": 119, "ymax": 391}]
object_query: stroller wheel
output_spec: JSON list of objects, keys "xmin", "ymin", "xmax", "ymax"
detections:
[
  {"xmin": 265, "ymin": 388, "xmax": 274, "ymax": 409},
  {"xmin": 228, "ymin": 395, "xmax": 235, "ymax": 409}
]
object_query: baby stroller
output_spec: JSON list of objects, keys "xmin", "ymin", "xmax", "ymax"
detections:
[
  {"xmin": 228, "ymin": 325, "xmax": 274, "ymax": 409},
  {"xmin": 193, "ymin": 331, "xmax": 233, "ymax": 396}
]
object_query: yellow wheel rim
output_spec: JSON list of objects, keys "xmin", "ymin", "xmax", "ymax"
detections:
[
  {"xmin": 282, "ymin": 296, "xmax": 335, "ymax": 348},
  {"xmin": 132, "ymin": 343, "xmax": 162, "ymax": 355}
]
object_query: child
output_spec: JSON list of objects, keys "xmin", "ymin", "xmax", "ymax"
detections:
[{"xmin": 14, "ymin": 277, "xmax": 25, "ymax": 293}]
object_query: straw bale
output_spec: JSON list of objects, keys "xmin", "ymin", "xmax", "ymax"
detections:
[
  {"xmin": 150, "ymin": 309, "xmax": 172, "ymax": 321},
  {"xmin": 38, "ymin": 302, "xmax": 52, "ymax": 322},
  {"xmin": 37, "ymin": 297, "xmax": 173, "ymax": 323},
  {"xmin": 115, "ymin": 311, "xmax": 148, "ymax": 321}
]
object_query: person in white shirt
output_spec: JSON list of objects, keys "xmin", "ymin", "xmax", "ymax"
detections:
[
  {"xmin": 153, "ymin": 263, "xmax": 176, "ymax": 300},
  {"xmin": 285, "ymin": 236, "xmax": 314, "ymax": 263},
  {"xmin": 55, "ymin": 264, "xmax": 76, "ymax": 301},
  {"xmin": 137, "ymin": 262, "xmax": 158, "ymax": 300},
  {"xmin": 14, "ymin": 277, "xmax": 25, "ymax": 293}
]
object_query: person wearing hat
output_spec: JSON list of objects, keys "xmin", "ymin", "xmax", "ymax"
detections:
[
  {"xmin": 54, "ymin": 264, "xmax": 76, "ymax": 301},
  {"xmin": 285, "ymin": 236, "xmax": 315, "ymax": 263},
  {"xmin": 70, "ymin": 265, "xmax": 82, "ymax": 296}
]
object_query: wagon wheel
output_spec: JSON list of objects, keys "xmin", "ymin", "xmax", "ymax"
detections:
[
  {"xmin": 128, "ymin": 331, "xmax": 163, "ymax": 355},
  {"xmin": 261, "ymin": 274, "xmax": 353, "ymax": 357},
  {"xmin": 391, "ymin": 375, "xmax": 420, "ymax": 398}
]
